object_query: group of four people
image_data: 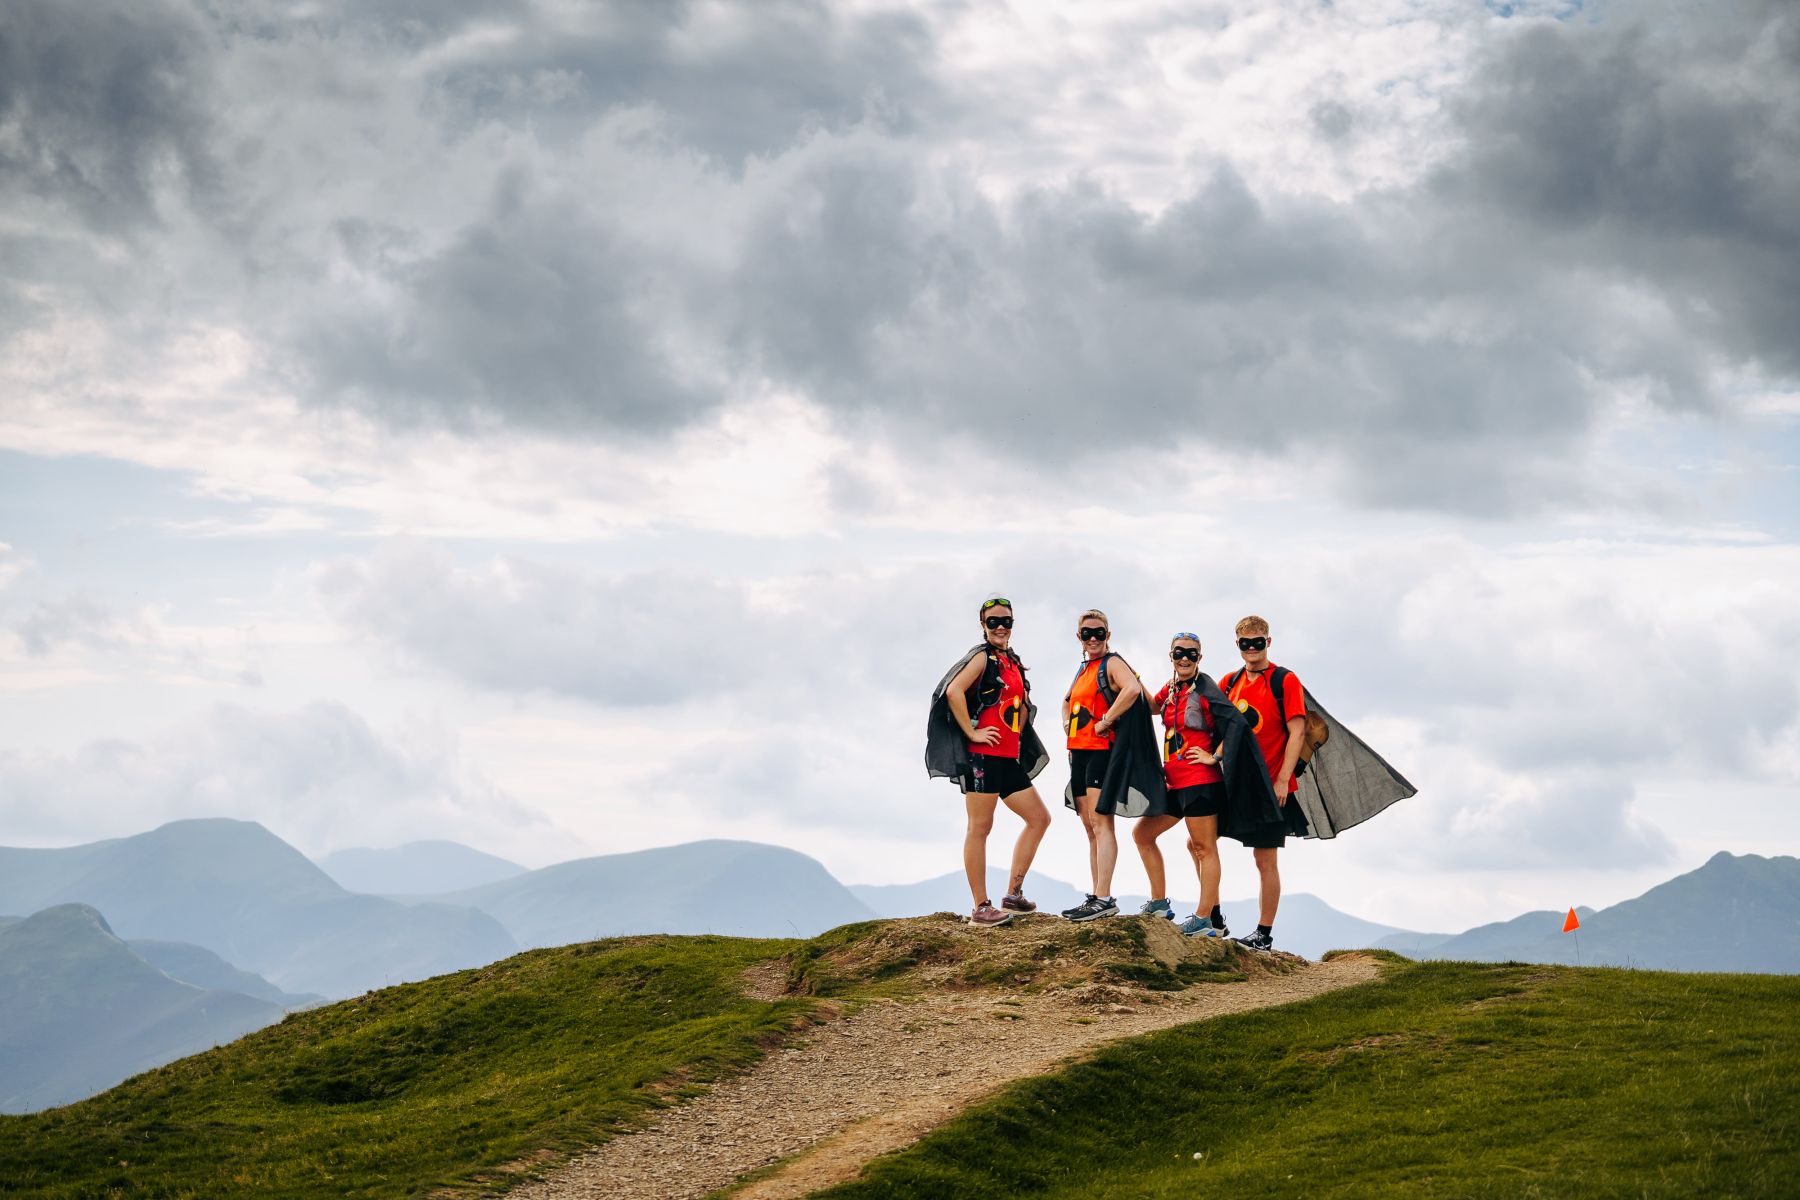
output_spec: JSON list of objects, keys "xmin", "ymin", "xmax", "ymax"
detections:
[{"xmin": 930, "ymin": 597, "xmax": 1312, "ymax": 953}]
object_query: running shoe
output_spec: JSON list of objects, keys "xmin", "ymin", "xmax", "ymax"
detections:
[
  {"xmin": 1001, "ymin": 892, "xmax": 1037, "ymax": 913},
  {"xmin": 1235, "ymin": 928, "xmax": 1274, "ymax": 951},
  {"xmin": 1062, "ymin": 895, "xmax": 1119, "ymax": 922},
  {"xmin": 970, "ymin": 902, "xmax": 1014, "ymax": 927},
  {"xmin": 1179, "ymin": 915, "xmax": 1227, "ymax": 938},
  {"xmin": 1139, "ymin": 898, "xmax": 1176, "ymax": 920}
]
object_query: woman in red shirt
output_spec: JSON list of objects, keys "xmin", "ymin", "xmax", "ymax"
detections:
[{"xmin": 1132, "ymin": 633, "xmax": 1231, "ymax": 938}]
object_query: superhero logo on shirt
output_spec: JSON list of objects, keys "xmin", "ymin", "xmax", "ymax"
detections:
[
  {"xmin": 1165, "ymin": 728, "xmax": 1185, "ymax": 759},
  {"xmin": 1003, "ymin": 697, "xmax": 1024, "ymax": 733},
  {"xmin": 1067, "ymin": 706, "xmax": 1095, "ymax": 737},
  {"xmin": 1234, "ymin": 697, "xmax": 1263, "ymax": 732}
]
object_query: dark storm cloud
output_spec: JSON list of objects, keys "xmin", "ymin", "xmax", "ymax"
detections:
[
  {"xmin": 1437, "ymin": 3, "xmax": 1800, "ymax": 379},
  {"xmin": 295, "ymin": 171, "xmax": 709, "ymax": 432},
  {"xmin": 10, "ymin": 0, "xmax": 1799, "ymax": 515},
  {"xmin": 0, "ymin": 0, "xmax": 217, "ymax": 235}
]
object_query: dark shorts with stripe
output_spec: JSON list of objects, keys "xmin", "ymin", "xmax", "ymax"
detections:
[
  {"xmin": 1068, "ymin": 748, "xmax": 1112, "ymax": 795},
  {"xmin": 960, "ymin": 754, "xmax": 1034, "ymax": 797}
]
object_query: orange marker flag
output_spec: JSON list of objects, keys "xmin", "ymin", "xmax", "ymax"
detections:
[{"xmin": 1562, "ymin": 907, "xmax": 1580, "ymax": 933}]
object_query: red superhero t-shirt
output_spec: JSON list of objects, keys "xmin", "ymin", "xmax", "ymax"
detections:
[
  {"xmin": 1066, "ymin": 657, "xmax": 1114, "ymax": 750},
  {"xmin": 970, "ymin": 651, "xmax": 1026, "ymax": 759},
  {"xmin": 1225, "ymin": 665, "xmax": 1306, "ymax": 794},
  {"xmin": 1154, "ymin": 679, "xmax": 1223, "ymax": 788}
]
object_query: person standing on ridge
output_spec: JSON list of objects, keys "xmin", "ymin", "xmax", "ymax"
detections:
[
  {"xmin": 927, "ymin": 597, "xmax": 1052, "ymax": 927},
  {"xmin": 1132, "ymin": 632, "xmax": 1232, "ymax": 938},
  {"xmin": 1059, "ymin": 609, "xmax": 1147, "ymax": 922},
  {"xmin": 1219, "ymin": 615, "xmax": 1312, "ymax": 951}
]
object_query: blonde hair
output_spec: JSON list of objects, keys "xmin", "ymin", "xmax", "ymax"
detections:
[
  {"xmin": 1235, "ymin": 615, "xmax": 1270, "ymax": 637},
  {"xmin": 1077, "ymin": 608, "xmax": 1109, "ymax": 630}
]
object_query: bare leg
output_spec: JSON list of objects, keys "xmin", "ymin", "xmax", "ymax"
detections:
[
  {"xmin": 1184, "ymin": 815, "xmax": 1221, "ymax": 916},
  {"xmin": 1000, "ymin": 786, "xmax": 1051, "ymax": 895},
  {"xmin": 963, "ymin": 793, "xmax": 999, "ymax": 906},
  {"xmin": 1078, "ymin": 791, "xmax": 1118, "ymax": 896},
  {"xmin": 1254, "ymin": 846, "xmax": 1281, "ymax": 926},
  {"xmin": 1133, "ymin": 815, "xmax": 1179, "ymax": 900}
]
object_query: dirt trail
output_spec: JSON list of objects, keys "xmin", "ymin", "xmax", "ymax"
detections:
[{"xmin": 506, "ymin": 918, "xmax": 1383, "ymax": 1200}]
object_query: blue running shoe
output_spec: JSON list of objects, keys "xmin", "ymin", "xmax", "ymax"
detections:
[
  {"xmin": 1139, "ymin": 898, "xmax": 1175, "ymax": 920},
  {"xmin": 1179, "ymin": 915, "xmax": 1227, "ymax": 938}
]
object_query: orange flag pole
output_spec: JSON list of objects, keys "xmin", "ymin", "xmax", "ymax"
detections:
[{"xmin": 1563, "ymin": 907, "xmax": 1581, "ymax": 966}]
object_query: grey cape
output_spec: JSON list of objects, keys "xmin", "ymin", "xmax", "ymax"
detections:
[
  {"xmin": 1062, "ymin": 654, "xmax": 1165, "ymax": 820},
  {"xmin": 1287, "ymin": 686, "xmax": 1417, "ymax": 839},
  {"xmin": 926, "ymin": 644, "xmax": 1050, "ymax": 786}
]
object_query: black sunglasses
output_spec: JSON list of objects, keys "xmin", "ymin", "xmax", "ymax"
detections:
[
  {"xmin": 1170, "ymin": 647, "xmax": 1199, "ymax": 662},
  {"xmin": 985, "ymin": 615, "xmax": 1014, "ymax": 630},
  {"xmin": 1078, "ymin": 626, "xmax": 1108, "ymax": 642},
  {"xmin": 1237, "ymin": 636, "xmax": 1268, "ymax": 652}
]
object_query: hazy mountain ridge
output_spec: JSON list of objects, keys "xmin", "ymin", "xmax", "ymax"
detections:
[
  {"xmin": 433, "ymin": 839, "xmax": 879, "ymax": 948},
  {"xmin": 318, "ymin": 840, "xmax": 526, "ymax": 895},
  {"xmin": 1402, "ymin": 853, "xmax": 1800, "ymax": 972},
  {"xmin": 0, "ymin": 905, "xmax": 287, "ymax": 1113},
  {"xmin": 0, "ymin": 819, "xmax": 516, "ymax": 998}
]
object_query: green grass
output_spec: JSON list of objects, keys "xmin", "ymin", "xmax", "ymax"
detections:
[
  {"xmin": 0, "ymin": 935, "xmax": 813, "ymax": 1199},
  {"xmin": 816, "ymin": 960, "xmax": 1800, "ymax": 1199}
]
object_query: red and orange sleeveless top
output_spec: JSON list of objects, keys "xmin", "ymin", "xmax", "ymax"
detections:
[
  {"xmin": 1154, "ymin": 679, "xmax": 1222, "ymax": 788},
  {"xmin": 971, "ymin": 652, "xmax": 1026, "ymax": 759},
  {"xmin": 1066, "ymin": 657, "xmax": 1114, "ymax": 750}
]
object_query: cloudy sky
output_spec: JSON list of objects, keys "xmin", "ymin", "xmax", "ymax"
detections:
[{"xmin": 3, "ymin": 0, "xmax": 1796, "ymax": 932}]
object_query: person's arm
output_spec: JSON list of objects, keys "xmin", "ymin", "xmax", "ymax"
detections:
[
  {"xmin": 946, "ymin": 654, "xmax": 1001, "ymax": 745},
  {"xmin": 1094, "ymin": 656, "xmax": 1141, "ymax": 735}
]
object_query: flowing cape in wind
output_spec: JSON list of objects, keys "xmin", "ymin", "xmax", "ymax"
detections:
[
  {"xmin": 925, "ymin": 644, "xmax": 1049, "ymax": 786},
  {"xmin": 1287, "ymin": 687, "xmax": 1416, "ymax": 838},
  {"xmin": 1062, "ymin": 655, "xmax": 1164, "ymax": 820}
]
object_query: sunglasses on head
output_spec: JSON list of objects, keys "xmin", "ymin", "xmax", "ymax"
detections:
[
  {"xmin": 1078, "ymin": 626, "xmax": 1108, "ymax": 642},
  {"xmin": 1170, "ymin": 647, "xmax": 1199, "ymax": 662},
  {"xmin": 985, "ymin": 615, "xmax": 1014, "ymax": 630},
  {"xmin": 1237, "ymin": 636, "xmax": 1269, "ymax": 652}
]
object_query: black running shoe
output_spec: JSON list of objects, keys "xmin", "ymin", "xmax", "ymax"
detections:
[
  {"xmin": 1235, "ymin": 929, "xmax": 1274, "ymax": 951},
  {"xmin": 1062, "ymin": 895, "xmax": 1120, "ymax": 923}
]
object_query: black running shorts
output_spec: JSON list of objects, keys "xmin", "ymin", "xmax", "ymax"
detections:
[
  {"xmin": 1166, "ymin": 782, "xmax": 1225, "ymax": 819},
  {"xmin": 961, "ymin": 754, "xmax": 1034, "ymax": 797},
  {"xmin": 1068, "ymin": 748, "xmax": 1111, "ymax": 795}
]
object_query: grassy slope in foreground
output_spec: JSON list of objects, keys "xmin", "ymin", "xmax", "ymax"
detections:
[
  {"xmin": 818, "ymin": 957, "xmax": 1800, "ymax": 1200},
  {"xmin": 0, "ymin": 935, "xmax": 813, "ymax": 1199}
]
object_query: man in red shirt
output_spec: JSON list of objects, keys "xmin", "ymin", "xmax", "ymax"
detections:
[{"xmin": 1220, "ymin": 615, "xmax": 1308, "ymax": 952}]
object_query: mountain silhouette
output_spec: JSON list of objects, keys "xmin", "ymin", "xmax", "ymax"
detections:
[
  {"xmin": 433, "ymin": 840, "xmax": 878, "ymax": 948},
  {"xmin": 1379, "ymin": 852, "xmax": 1800, "ymax": 972},
  {"xmin": 0, "ymin": 905, "xmax": 284, "ymax": 1113},
  {"xmin": 0, "ymin": 819, "xmax": 515, "ymax": 998},
  {"xmin": 318, "ymin": 840, "xmax": 526, "ymax": 895}
]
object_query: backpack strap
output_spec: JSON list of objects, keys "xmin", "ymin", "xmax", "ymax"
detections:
[
  {"xmin": 1096, "ymin": 653, "xmax": 1115, "ymax": 703},
  {"xmin": 1267, "ymin": 665, "xmax": 1289, "ymax": 727}
]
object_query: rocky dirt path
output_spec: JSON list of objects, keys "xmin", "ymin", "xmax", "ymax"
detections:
[{"xmin": 506, "ymin": 940, "xmax": 1382, "ymax": 1200}]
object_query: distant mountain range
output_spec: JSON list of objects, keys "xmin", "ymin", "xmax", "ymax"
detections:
[
  {"xmin": 1378, "ymin": 852, "xmax": 1800, "ymax": 973},
  {"xmin": 5, "ymin": 819, "xmax": 1797, "ymax": 1114},
  {"xmin": 428, "ymin": 840, "xmax": 879, "ymax": 948},
  {"xmin": 0, "ymin": 905, "xmax": 290, "ymax": 1113},
  {"xmin": 318, "ymin": 840, "xmax": 526, "ymax": 895},
  {"xmin": 0, "ymin": 819, "xmax": 516, "ymax": 998}
]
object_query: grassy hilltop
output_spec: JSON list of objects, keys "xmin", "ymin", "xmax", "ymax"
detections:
[
  {"xmin": 1, "ymin": 918, "xmax": 1796, "ymax": 1199},
  {"xmin": 820, "ymin": 955, "xmax": 1800, "ymax": 1200}
]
